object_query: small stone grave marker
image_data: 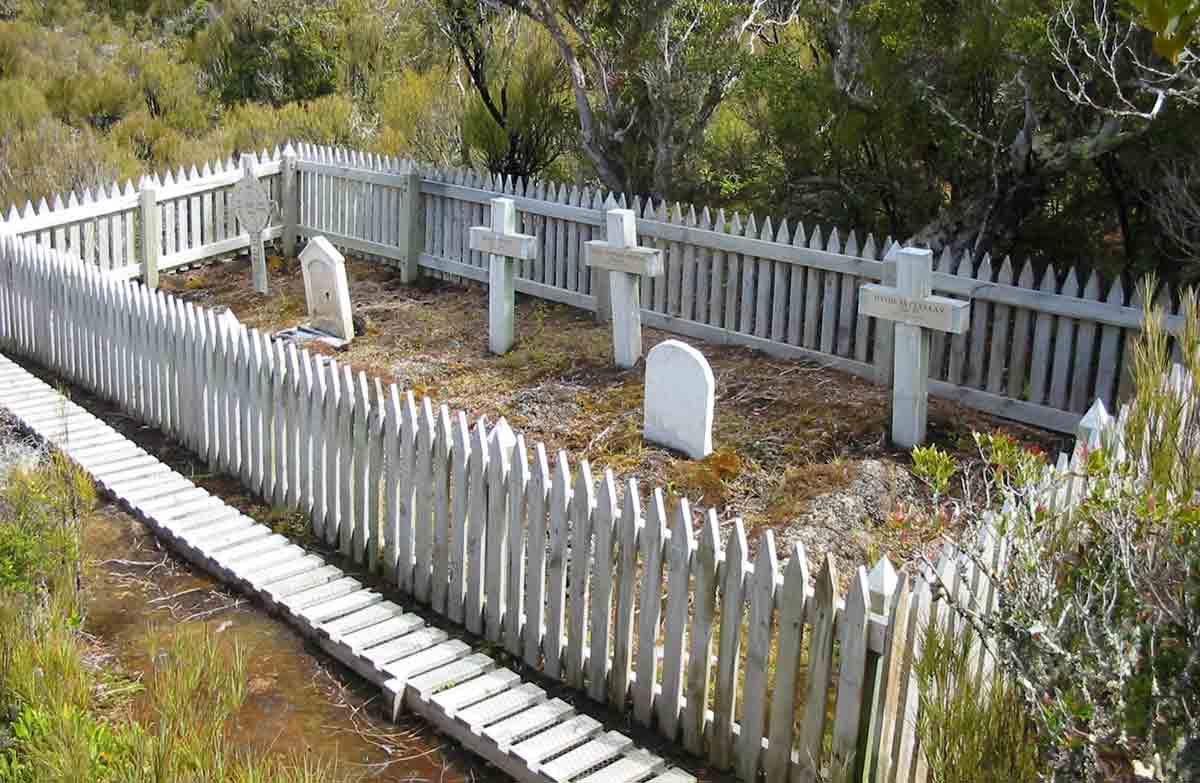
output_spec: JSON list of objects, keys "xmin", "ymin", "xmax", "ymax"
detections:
[
  {"xmin": 469, "ymin": 198, "xmax": 536, "ymax": 355},
  {"xmin": 858, "ymin": 247, "xmax": 971, "ymax": 448},
  {"xmin": 229, "ymin": 154, "xmax": 275, "ymax": 294},
  {"xmin": 299, "ymin": 236, "xmax": 355, "ymax": 344},
  {"xmin": 585, "ymin": 209, "xmax": 663, "ymax": 368},
  {"xmin": 644, "ymin": 339, "xmax": 715, "ymax": 459}
]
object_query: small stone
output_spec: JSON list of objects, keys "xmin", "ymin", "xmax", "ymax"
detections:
[{"xmin": 643, "ymin": 339, "xmax": 714, "ymax": 460}]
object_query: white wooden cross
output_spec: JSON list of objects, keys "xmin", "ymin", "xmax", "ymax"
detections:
[
  {"xmin": 859, "ymin": 247, "xmax": 971, "ymax": 448},
  {"xmin": 469, "ymin": 197, "xmax": 536, "ymax": 355},
  {"xmin": 230, "ymin": 154, "xmax": 275, "ymax": 295},
  {"xmin": 585, "ymin": 208, "xmax": 663, "ymax": 368}
]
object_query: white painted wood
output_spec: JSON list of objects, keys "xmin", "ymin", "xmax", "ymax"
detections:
[
  {"xmin": 797, "ymin": 555, "xmax": 838, "ymax": 783},
  {"xmin": 710, "ymin": 518, "xmax": 746, "ymax": 770},
  {"xmin": 765, "ymin": 542, "xmax": 809, "ymax": 783},
  {"xmin": 737, "ymin": 530, "xmax": 777, "ymax": 781},
  {"xmin": 658, "ymin": 498, "xmax": 693, "ymax": 741},
  {"xmin": 634, "ymin": 489, "xmax": 666, "ymax": 726},
  {"xmin": 544, "ymin": 451, "xmax": 570, "ymax": 680}
]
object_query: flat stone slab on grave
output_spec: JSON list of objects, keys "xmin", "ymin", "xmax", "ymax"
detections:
[{"xmin": 643, "ymin": 339, "xmax": 715, "ymax": 459}]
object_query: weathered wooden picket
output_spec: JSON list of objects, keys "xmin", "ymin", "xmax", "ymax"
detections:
[
  {"xmin": 0, "ymin": 142, "xmax": 1185, "ymax": 434},
  {"xmin": 0, "ymin": 232, "xmax": 1016, "ymax": 783}
]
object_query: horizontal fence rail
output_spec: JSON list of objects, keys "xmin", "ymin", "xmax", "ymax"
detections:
[
  {"xmin": 2, "ymin": 141, "xmax": 1186, "ymax": 433},
  {"xmin": 0, "ymin": 233, "xmax": 1023, "ymax": 783}
]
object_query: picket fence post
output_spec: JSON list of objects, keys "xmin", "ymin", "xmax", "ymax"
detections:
[
  {"xmin": 398, "ymin": 170, "xmax": 423, "ymax": 283},
  {"xmin": 139, "ymin": 186, "xmax": 160, "ymax": 289},
  {"xmin": 281, "ymin": 150, "xmax": 299, "ymax": 257}
]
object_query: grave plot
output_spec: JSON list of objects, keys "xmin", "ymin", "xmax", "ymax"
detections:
[{"xmin": 161, "ymin": 254, "xmax": 1066, "ymax": 574}]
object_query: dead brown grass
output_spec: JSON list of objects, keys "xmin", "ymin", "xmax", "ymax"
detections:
[{"xmin": 161, "ymin": 256, "xmax": 1068, "ymax": 570}]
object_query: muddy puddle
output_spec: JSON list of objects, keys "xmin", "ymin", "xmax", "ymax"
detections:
[{"xmin": 82, "ymin": 499, "xmax": 508, "ymax": 783}]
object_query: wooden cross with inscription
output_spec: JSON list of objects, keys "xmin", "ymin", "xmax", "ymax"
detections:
[
  {"xmin": 859, "ymin": 247, "xmax": 971, "ymax": 448},
  {"xmin": 585, "ymin": 208, "xmax": 663, "ymax": 368},
  {"xmin": 469, "ymin": 197, "xmax": 536, "ymax": 355}
]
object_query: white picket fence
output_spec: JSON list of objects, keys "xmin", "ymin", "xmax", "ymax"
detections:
[
  {"xmin": 0, "ymin": 232, "xmax": 1021, "ymax": 783},
  {"xmin": 1, "ymin": 143, "xmax": 1189, "ymax": 434}
]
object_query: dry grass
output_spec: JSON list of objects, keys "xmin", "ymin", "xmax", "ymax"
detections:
[{"xmin": 162, "ymin": 256, "xmax": 1068, "ymax": 569}]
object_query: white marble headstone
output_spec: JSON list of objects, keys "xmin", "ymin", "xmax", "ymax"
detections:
[
  {"xmin": 644, "ymin": 339, "xmax": 715, "ymax": 459},
  {"xmin": 299, "ymin": 236, "xmax": 354, "ymax": 341}
]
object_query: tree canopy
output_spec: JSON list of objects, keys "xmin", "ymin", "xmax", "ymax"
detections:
[{"xmin": 0, "ymin": 0, "xmax": 1196, "ymax": 279}]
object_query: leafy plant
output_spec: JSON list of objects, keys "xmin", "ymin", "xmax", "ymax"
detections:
[{"xmin": 910, "ymin": 444, "xmax": 958, "ymax": 502}]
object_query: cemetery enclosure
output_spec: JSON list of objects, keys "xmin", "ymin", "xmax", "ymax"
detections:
[
  {"xmin": 0, "ymin": 144, "xmax": 1177, "ymax": 434},
  {"xmin": 162, "ymin": 255, "xmax": 1061, "ymax": 574},
  {"xmin": 0, "ymin": 226, "xmax": 1020, "ymax": 783}
]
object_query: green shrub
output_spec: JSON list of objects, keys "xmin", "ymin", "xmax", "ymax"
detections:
[{"xmin": 914, "ymin": 621, "xmax": 1040, "ymax": 783}]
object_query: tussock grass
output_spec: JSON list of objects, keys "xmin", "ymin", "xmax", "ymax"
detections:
[{"xmin": 0, "ymin": 442, "xmax": 345, "ymax": 783}]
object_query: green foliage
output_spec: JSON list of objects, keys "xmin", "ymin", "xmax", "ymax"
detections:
[
  {"xmin": 0, "ymin": 449, "xmax": 339, "ymax": 783},
  {"xmin": 375, "ymin": 67, "xmax": 466, "ymax": 167},
  {"xmin": 460, "ymin": 23, "xmax": 572, "ymax": 178},
  {"xmin": 910, "ymin": 444, "xmax": 958, "ymax": 502},
  {"xmin": 914, "ymin": 621, "xmax": 1040, "ymax": 783},
  {"xmin": 1126, "ymin": 0, "xmax": 1200, "ymax": 62},
  {"xmin": 969, "ymin": 285, "xmax": 1200, "ymax": 779}
]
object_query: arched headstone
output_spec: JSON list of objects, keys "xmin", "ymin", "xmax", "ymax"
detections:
[
  {"xmin": 299, "ymin": 236, "xmax": 354, "ymax": 342},
  {"xmin": 644, "ymin": 339, "xmax": 715, "ymax": 459}
]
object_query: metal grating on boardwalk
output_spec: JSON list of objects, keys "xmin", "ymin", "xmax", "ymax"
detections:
[{"xmin": 0, "ymin": 354, "xmax": 696, "ymax": 783}]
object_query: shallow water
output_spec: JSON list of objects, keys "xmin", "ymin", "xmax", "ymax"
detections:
[{"xmin": 82, "ymin": 500, "xmax": 508, "ymax": 782}]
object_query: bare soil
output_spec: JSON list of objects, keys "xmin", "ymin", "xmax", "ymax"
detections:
[{"xmin": 162, "ymin": 256, "xmax": 1069, "ymax": 573}]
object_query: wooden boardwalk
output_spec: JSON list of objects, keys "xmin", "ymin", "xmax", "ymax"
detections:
[{"xmin": 0, "ymin": 353, "xmax": 697, "ymax": 783}]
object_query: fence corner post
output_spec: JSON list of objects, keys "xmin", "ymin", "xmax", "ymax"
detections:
[
  {"xmin": 398, "ymin": 170, "xmax": 423, "ymax": 284},
  {"xmin": 281, "ymin": 151, "xmax": 299, "ymax": 258},
  {"xmin": 139, "ymin": 187, "xmax": 160, "ymax": 289}
]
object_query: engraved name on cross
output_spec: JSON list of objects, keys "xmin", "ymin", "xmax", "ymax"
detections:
[
  {"xmin": 585, "ymin": 208, "xmax": 664, "ymax": 368},
  {"xmin": 858, "ymin": 247, "xmax": 971, "ymax": 448},
  {"xmin": 469, "ymin": 197, "xmax": 537, "ymax": 355},
  {"xmin": 230, "ymin": 153, "xmax": 275, "ymax": 295}
]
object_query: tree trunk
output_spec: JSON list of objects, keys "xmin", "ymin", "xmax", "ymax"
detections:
[{"xmin": 910, "ymin": 169, "xmax": 1051, "ymax": 259}]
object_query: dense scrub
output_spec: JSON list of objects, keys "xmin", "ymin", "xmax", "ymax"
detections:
[{"xmin": 0, "ymin": 0, "xmax": 1197, "ymax": 280}]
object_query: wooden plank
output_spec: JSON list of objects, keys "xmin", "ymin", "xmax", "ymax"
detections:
[
  {"xmin": 565, "ymin": 460, "xmax": 595, "ymax": 690},
  {"xmin": 1006, "ymin": 261, "xmax": 1036, "ymax": 400},
  {"xmin": 1069, "ymin": 272, "xmax": 1102, "ymax": 412},
  {"xmin": 539, "ymin": 731, "xmax": 633, "ymax": 783},
  {"xmin": 449, "ymin": 411, "xmax": 472, "ymax": 623},
  {"xmin": 456, "ymin": 682, "xmax": 546, "ymax": 732},
  {"xmin": 485, "ymin": 421, "xmax": 512, "ymax": 642},
  {"xmin": 587, "ymin": 471, "xmax": 618, "ymax": 703},
  {"xmin": 432, "ymin": 405, "xmax": 453, "ymax": 612},
  {"xmin": 544, "ymin": 451, "xmax": 571, "ymax": 680},
  {"xmin": 510, "ymin": 714, "xmax": 601, "ymax": 767},
  {"xmin": 524, "ymin": 444, "xmax": 551, "ymax": 669},
  {"xmin": 986, "ymin": 258, "xmax": 1013, "ymax": 395},
  {"xmin": 710, "ymin": 518, "xmax": 747, "ymax": 770},
  {"xmin": 634, "ymin": 489, "xmax": 667, "ymax": 726},
  {"xmin": 658, "ymin": 498, "xmax": 693, "ymax": 741},
  {"xmin": 966, "ymin": 256, "xmax": 994, "ymax": 388},
  {"xmin": 1027, "ymin": 267, "xmax": 1056, "ymax": 403},
  {"xmin": 415, "ymin": 397, "xmax": 437, "ymax": 601},
  {"xmin": 1049, "ymin": 268, "xmax": 1081, "ymax": 410},
  {"xmin": 764, "ymin": 543, "xmax": 809, "ymax": 783},
  {"xmin": 465, "ymin": 418, "xmax": 490, "ymax": 635},
  {"xmin": 737, "ymin": 531, "xmax": 777, "ymax": 782},
  {"xmin": 483, "ymin": 699, "xmax": 574, "ymax": 750},
  {"xmin": 796, "ymin": 556, "xmax": 838, "ymax": 783},
  {"xmin": 610, "ymin": 480, "xmax": 640, "ymax": 711},
  {"xmin": 505, "ymin": 434, "xmax": 530, "ymax": 655},
  {"xmin": 682, "ymin": 510, "xmax": 718, "ymax": 754},
  {"xmin": 1095, "ymin": 277, "xmax": 1125, "ymax": 408},
  {"xmin": 829, "ymin": 567, "xmax": 871, "ymax": 781}
]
